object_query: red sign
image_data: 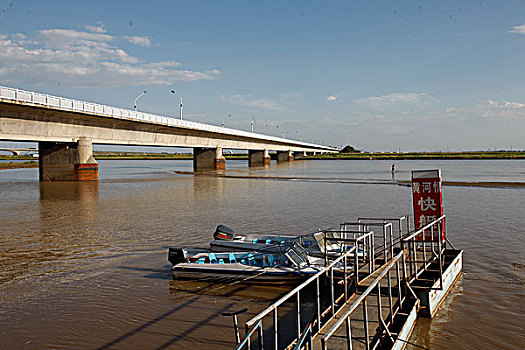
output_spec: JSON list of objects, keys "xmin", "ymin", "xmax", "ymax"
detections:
[{"xmin": 412, "ymin": 169, "xmax": 444, "ymax": 241}]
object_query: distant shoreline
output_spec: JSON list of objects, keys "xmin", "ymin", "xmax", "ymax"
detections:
[
  {"xmin": 301, "ymin": 151, "xmax": 525, "ymax": 160},
  {"xmin": 1, "ymin": 151, "xmax": 524, "ymax": 170},
  {"xmin": 0, "ymin": 161, "xmax": 38, "ymax": 170}
]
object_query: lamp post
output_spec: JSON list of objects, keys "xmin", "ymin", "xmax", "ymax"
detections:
[
  {"xmin": 170, "ymin": 90, "xmax": 183, "ymax": 120},
  {"xmin": 222, "ymin": 114, "xmax": 230, "ymax": 127},
  {"xmin": 134, "ymin": 90, "xmax": 147, "ymax": 111},
  {"xmin": 250, "ymin": 117, "xmax": 254, "ymax": 133},
  {"xmin": 295, "ymin": 131, "xmax": 303, "ymax": 141}
]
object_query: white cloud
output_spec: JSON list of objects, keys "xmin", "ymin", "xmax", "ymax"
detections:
[
  {"xmin": 443, "ymin": 100, "xmax": 525, "ymax": 121},
  {"xmin": 86, "ymin": 22, "xmax": 106, "ymax": 34},
  {"xmin": 0, "ymin": 27, "xmax": 220, "ymax": 88},
  {"xmin": 486, "ymin": 99, "xmax": 525, "ymax": 109},
  {"xmin": 326, "ymin": 96, "xmax": 337, "ymax": 101},
  {"xmin": 220, "ymin": 94, "xmax": 281, "ymax": 111},
  {"xmin": 509, "ymin": 24, "xmax": 525, "ymax": 34},
  {"xmin": 125, "ymin": 36, "xmax": 151, "ymax": 47},
  {"xmin": 355, "ymin": 92, "xmax": 432, "ymax": 107},
  {"xmin": 39, "ymin": 29, "xmax": 113, "ymax": 46}
]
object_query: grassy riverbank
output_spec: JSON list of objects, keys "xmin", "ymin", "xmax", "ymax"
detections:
[
  {"xmin": 2, "ymin": 150, "xmax": 524, "ymax": 165},
  {"xmin": 0, "ymin": 161, "xmax": 38, "ymax": 170},
  {"xmin": 306, "ymin": 151, "xmax": 525, "ymax": 160},
  {"xmin": 92, "ymin": 152, "xmax": 249, "ymax": 160}
]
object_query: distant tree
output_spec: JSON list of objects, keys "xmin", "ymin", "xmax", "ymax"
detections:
[{"xmin": 340, "ymin": 145, "xmax": 360, "ymax": 153}]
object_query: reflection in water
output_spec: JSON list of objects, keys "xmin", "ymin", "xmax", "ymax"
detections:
[
  {"xmin": 192, "ymin": 174, "xmax": 225, "ymax": 198},
  {"xmin": 39, "ymin": 181, "xmax": 99, "ymax": 201},
  {"xmin": 40, "ymin": 181, "xmax": 99, "ymax": 223}
]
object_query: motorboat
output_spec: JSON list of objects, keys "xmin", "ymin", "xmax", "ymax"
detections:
[
  {"xmin": 209, "ymin": 225, "xmax": 362, "ymax": 258},
  {"xmin": 169, "ymin": 245, "xmax": 322, "ymax": 284}
]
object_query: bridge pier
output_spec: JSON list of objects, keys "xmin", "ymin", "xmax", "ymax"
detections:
[
  {"xmin": 38, "ymin": 137, "xmax": 98, "ymax": 181},
  {"xmin": 294, "ymin": 151, "xmax": 307, "ymax": 159},
  {"xmin": 276, "ymin": 150, "xmax": 294, "ymax": 162},
  {"xmin": 248, "ymin": 149, "xmax": 271, "ymax": 167},
  {"xmin": 193, "ymin": 147, "xmax": 226, "ymax": 171}
]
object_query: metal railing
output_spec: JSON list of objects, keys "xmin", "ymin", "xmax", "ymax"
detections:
[
  {"xmin": 236, "ymin": 319, "xmax": 263, "ymax": 350},
  {"xmin": 0, "ymin": 85, "xmax": 337, "ymax": 150},
  {"xmin": 320, "ymin": 251, "xmax": 408, "ymax": 350},
  {"xmin": 293, "ymin": 323, "xmax": 313, "ymax": 350},
  {"xmin": 240, "ymin": 216, "xmax": 450, "ymax": 350},
  {"xmin": 242, "ymin": 242, "xmax": 362, "ymax": 350},
  {"xmin": 357, "ymin": 215, "xmax": 409, "ymax": 249},
  {"xmin": 401, "ymin": 215, "xmax": 447, "ymax": 289}
]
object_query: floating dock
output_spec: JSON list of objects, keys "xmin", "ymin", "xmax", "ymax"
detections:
[{"xmin": 235, "ymin": 215, "xmax": 462, "ymax": 350}]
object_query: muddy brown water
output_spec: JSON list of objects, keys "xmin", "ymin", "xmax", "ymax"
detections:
[{"xmin": 1, "ymin": 159, "xmax": 524, "ymax": 349}]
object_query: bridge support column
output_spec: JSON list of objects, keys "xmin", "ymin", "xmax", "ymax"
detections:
[
  {"xmin": 248, "ymin": 149, "xmax": 271, "ymax": 167},
  {"xmin": 294, "ymin": 151, "xmax": 307, "ymax": 159},
  {"xmin": 38, "ymin": 137, "xmax": 98, "ymax": 181},
  {"xmin": 276, "ymin": 150, "xmax": 294, "ymax": 162},
  {"xmin": 193, "ymin": 147, "xmax": 226, "ymax": 171}
]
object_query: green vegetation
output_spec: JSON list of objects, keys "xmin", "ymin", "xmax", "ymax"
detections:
[
  {"xmin": 0, "ymin": 161, "xmax": 38, "ymax": 170},
  {"xmin": 3, "ymin": 151, "xmax": 524, "ymax": 163},
  {"xmin": 340, "ymin": 145, "xmax": 361, "ymax": 153},
  {"xmin": 92, "ymin": 152, "xmax": 249, "ymax": 160},
  {"xmin": 306, "ymin": 151, "xmax": 525, "ymax": 160},
  {"xmin": 93, "ymin": 152, "xmax": 193, "ymax": 160}
]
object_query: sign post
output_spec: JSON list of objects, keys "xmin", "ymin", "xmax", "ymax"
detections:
[{"xmin": 412, "ymin": 169, "xmax": 444, "ymax": 241}]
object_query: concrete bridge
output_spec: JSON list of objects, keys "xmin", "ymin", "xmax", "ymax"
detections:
[
  {"xmin": 0, "ymin": 148, "xmax": 37, "ymax": 155},
  {"xmin": 0, "ymin": 86, "xmax": 338, "ymax": 181}
]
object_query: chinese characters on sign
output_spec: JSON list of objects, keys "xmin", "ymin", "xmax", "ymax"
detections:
[{"xmin": 412, "ymin": 170, "xmax": 444, "ymax": 241}]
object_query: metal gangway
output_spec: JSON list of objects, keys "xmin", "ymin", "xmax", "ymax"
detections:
[{"xmin": 235, "ymin": 215, "xmax": 456, "ymax": 350}]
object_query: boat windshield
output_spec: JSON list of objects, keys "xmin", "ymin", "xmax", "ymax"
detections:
[
  {"xmin": 314, "ymin": 229, "xmax": 341, "ymax": 252},
  {"xmin": 285, "ymin": 246, "xmax": 309, "ymax": 268}
]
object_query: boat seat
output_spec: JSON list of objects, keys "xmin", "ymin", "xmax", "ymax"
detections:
[
  {"xmin": 268, "ymin": 255, "xmax": 275, "ymax": 267},
  {"xmin": 209, "ymin": 252, "xmax": 218, "ymax": 264},
  {"xmin": 229, "ymin": 253, "xmax": 237, "ymax": 263},
  {"xmin": 240, "ymin": 259, "xmax": 246, "ymax": 264},
  {"xmin": 198, "ymin": 258, "xmax": 205, "ymax": 264},
  {"xmin": 265, "ymin": 239, "xmax": 272, "ymax": 244},
  {"xmin": 253, "ymin": 239, "xmax": 258, "ymax": 243},
  {"xmin": 219, "ymin": 259, "xmax": 225, "ymax": 264},
  {"xmin": 248, "ymin": 253, "xmax": 255, "ymax": 265}
]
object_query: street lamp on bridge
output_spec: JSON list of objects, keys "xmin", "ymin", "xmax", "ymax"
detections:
[
  {"xmin": 170, "ymin": 90, "xmax": 183, "ymax": 120},
  {"xmin": 134, "ymin": 90, "xmax": 147, "ymax": 111},
  {"xmin": 222, "ymin": 114, "xmax": 230, "ymax": 127}
]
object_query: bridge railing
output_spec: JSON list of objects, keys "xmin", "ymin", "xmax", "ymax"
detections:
[{"xmin": 0, "ymin": 85, "xmax": 337, "ymax": 151}]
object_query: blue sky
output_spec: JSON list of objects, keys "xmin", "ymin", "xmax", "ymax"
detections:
[{"xmin": 1, "ymin": 0, "xmax": 525, "ymax": 151}]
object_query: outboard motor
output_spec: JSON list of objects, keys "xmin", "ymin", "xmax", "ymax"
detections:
[
  {"xmin": 168, "ymin": 247, "xmax": 189, "ymax": 265},
  {"xmin": 213, "ymin": 225, "xmax": 235, "ymax": 241}
]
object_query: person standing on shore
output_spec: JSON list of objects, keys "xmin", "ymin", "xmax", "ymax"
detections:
[{"xmin": 391, "ymin": 163, "xmax": 395, "ymax": 173}]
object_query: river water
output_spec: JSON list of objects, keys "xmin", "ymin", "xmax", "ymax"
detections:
[{"xmin": 0, "ymin": 159, "xmax": 524, "ymax": 349}]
